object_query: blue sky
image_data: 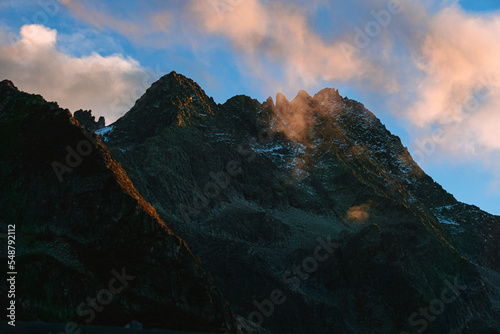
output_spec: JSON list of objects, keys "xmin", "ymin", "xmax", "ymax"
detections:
[
  {"xmin": 1, "ymin": 0, "xmax": 499, "ymax": 215},
  {"xmin": 460, "ymin": 0, "xmax": 500, "ymax": 12}
]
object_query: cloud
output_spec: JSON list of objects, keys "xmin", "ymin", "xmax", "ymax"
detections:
[
  {"xmin": 188, "ymin": 0, "xmax": 376, "ymax": 92},
  {"xmin": 345, "ymin": 202, "xmax": 372, "ymax": 223},
  {"xmin": 408, "ymin": 6, "xmax": 500, "ymax": 157},
  {"xmin": 60, "ymin": 0, "xmax": 178, "ymax": 48},
  {"xmin": 60, "ymin": 0, "xmax": 141, "ymax": 35},
  {"xmin": 0, "ymin": 24, "xmax": 153, "ymax": 123},
  {"xmin": 150, "ymin": 10, "xmax": 174, "ymax": 34},
  {"xmin": 58, "ymin": 0, "xmax": 414, "ymax": 94},
  {"xmin": 403, "ymin": 6, "xmax": 500, "ymax": 194}
]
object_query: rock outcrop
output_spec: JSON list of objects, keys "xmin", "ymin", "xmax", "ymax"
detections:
[{"xmin": 73, "ymin": 109, "xmax": 105, "ymax": 131}]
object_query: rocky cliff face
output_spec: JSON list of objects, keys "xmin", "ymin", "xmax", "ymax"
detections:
[
  {"xmin": 100, "ymin": 72, "xmax": 499, "ymax": 333},
  {"xmin": 73, "ymin": 109, "xmax": 105, "ymax": 131},
  {"xmin": 1, "ymin": 72, "xmax": 499, "ymax": 334},
  {"xmin": 0, "ymin": 80, "xmax": 235, "ymax": 332}
]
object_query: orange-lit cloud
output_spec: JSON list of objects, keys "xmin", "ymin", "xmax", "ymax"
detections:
[
  {"xmin": 189, "ymin": 0, "xmax": 375, "ymax": 91},
  {"xmin": 345, "ymin": 202, "xmax": 372, "ymax": 222},
  {"xmin": 408, "ymin": 7, "xmax": 500, "ymax": 157}
]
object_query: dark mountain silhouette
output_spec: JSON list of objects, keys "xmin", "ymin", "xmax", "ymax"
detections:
[
  {"xmin": 0, "ymin": 72, "xmax": 498, "ymax": 333},
  {"xmin": 73, "ymin": 109, "xmax": 105, "ymax": 132},
  {"xmin": 0, "ymin": 80, "xmax": 235, "ymax": 332}
]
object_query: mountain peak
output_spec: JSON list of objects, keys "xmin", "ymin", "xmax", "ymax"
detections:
[
  {"xmin": 0, "ymin": 82, "xmax": 235, "ymax": 331},
  {"xmin": 290, "ymin": 90, "xmax": 312, "ymax": 107},
  {"xmin": 155, "ymin": 70, "xmax": 188, "ymax": 85},
  {"xmin": 0, "ymin": 80, "xmax": 19, "ymax": 100},
  {"xmin": 0, "ymin": 79, "xmax": 17, "ymax": 89},
  {"xmin": 109, "ymin": 72, "xmax": 215, "ymax": 144},
  {"xmin": 276, "ymin": 92, "xmax": 289, "ymax": 107},
  {"xmin": 147, "ymin": 71, "xmax": 204, "ymax": 96},
  {"xmin": 265, "ymin": 96, "xmax": 275, "ymax": 107},
  {"xmin": 313, "ymin": 87, "xmax": 341, "ymax": 103},
  {"xmin": 295, "ymin": 89, "xmax": 311, "ymax": 100}
]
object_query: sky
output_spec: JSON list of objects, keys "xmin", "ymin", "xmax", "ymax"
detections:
[{"xmin": 1, "ymin": 0, "xmax": 499, "ymax": 215}]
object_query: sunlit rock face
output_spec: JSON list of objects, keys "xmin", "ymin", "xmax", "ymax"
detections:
[{"xmin": 1, "ymin": 73, "xmax": 499, "ymax": 334}]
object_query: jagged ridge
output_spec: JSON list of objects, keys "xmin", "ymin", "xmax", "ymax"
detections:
[{"xmin": 102, "ymin": 73, "xmax": 499, "ymax": 333}]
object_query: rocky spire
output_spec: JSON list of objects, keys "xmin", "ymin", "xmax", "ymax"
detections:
[{"xmin": 73, "ymin": 109, "xmax": 105, "ymax": 131}]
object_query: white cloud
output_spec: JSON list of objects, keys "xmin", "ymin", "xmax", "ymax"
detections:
[{"xmin": 0, "ymin": 24, "xmax": 153, "ymax": 123}]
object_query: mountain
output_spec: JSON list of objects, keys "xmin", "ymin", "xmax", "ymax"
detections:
[
  {"xmin": 1, "ymin": 72, "xmax": 499, "ymax": 333},
  {"xmin": 0, "ymin": 80, "xmax": 235, "ymax": 332}
]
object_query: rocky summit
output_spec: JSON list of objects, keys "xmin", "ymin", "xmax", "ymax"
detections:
[{"xmin": 0, "ymin": 72, "xmax": 499, "ymax": 334}]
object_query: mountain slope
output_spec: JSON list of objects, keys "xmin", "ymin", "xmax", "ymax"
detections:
[
  {"xmin": 0, "ymin": 80, "xmax": 235, "ymax": 332},
  {"xmin": 102, "ymin": 72, "xmax": 499, "ymax": 333}
]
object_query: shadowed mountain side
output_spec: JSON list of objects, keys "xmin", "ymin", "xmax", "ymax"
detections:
[
  {"xmin": 102, "ymin": 72, "xmax": 499, "ymax": 333},
  {"xmin": 0, "ymin": 80, "xmax": 235, "ymax": 332}
]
